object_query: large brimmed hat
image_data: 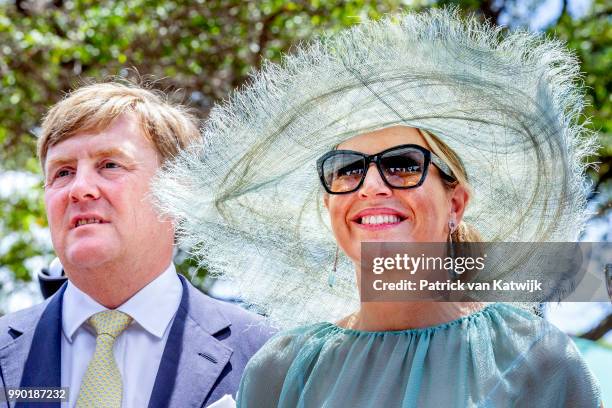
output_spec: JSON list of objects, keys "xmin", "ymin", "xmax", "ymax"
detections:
[{"xmin": 153, "ymin": 9, "xmax": 596, "ymax": 328}]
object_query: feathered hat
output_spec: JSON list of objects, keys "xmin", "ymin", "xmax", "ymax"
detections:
[{"xmin": 153, "ymin": 9, "xmax": 595, "ymax": 328}]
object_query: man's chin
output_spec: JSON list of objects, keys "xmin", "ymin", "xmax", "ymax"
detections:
[{"xmin": 64, "ymin": 244, "xmax": 117, "ymax": 269}]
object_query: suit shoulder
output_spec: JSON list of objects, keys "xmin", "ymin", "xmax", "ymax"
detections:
[
  {"xmin": 0, "ymin": 301, "xmax": 47, "ymax": 330},
  {"xmin": 184, "ymin": 284, "xmax": 276, "ymax": 351},
  {"xmin": 0, "ymin": 302, "xmax": 47, "ymax": 346},
  {"xmin": 207, "ymin": 296, "xmax": 277, "ymax": 340},
  {"xmin": 211, "ymin": 297, "xmax": 266, "ymax": 327}
]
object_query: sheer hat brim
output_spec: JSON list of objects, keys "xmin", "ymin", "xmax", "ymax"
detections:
[{"xmin": 153, "ymin": 9, "xmax": 596, "ymax": 328}]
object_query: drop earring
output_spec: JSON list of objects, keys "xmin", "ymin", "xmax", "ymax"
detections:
[
  {"xmin": 448, "ymin": 218, "xmax": 457, "ymax": 278},
  {"xmin": 329, "ymin": 246, "xmax": 339, "ymax": 287},
  {"xmin": 448, "ymin": 218, "xmax": 456, "ymax": 256}
]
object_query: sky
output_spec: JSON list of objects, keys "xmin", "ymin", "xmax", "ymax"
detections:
[{"xmin": 524, "ymin": 0, "xmax": 593, "ymax": 30}]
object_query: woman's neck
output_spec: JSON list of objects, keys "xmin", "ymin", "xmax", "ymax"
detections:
[{"xmin": 337, "ymin": 301, "xmax": 487, "ymax": 332}]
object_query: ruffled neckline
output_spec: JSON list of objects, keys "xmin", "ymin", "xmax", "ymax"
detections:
[{"xmin": 320, "ymin": 302, "xmax": 500, "ymax": 336}]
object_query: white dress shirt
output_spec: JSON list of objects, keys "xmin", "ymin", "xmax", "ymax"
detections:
[{"xmin": 61, "ymin": 264, "xmax": 183, "ymax": 408}]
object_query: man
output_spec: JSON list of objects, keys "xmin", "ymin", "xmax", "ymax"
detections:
[{"xmin": 0, "ymin": 82, "xmax": 273, "ymax": 407}]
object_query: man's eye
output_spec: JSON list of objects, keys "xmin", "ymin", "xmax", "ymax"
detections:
[
  {"xmin": 102, "ymin": 162, "xmax": 120, "ymax": 169},
  {"xmin": 56, "ymin": 169, "xmax": 71, "ymax": 178}
]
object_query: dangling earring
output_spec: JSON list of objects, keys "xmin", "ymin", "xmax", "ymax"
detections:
[
  {"xmin": 448, "ymin": 219, "xmax": 456, "ymax": 257},
  {"xmin": 448, "ymin": 219, "xmax": 457, "ymax": 278},
  {"xmin": 329, "ymin": 246, "xmax": 339, "ymax": 287}
]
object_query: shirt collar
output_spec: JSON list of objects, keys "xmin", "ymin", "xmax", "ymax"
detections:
[{"xmin": 62, "ymin": 264, "xmax": 183, "ymax": 342}]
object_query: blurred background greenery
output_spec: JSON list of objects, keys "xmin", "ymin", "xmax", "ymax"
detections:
[{"xmin": 0, "ymin": 0, "xmax": 610, "ymax": 340}]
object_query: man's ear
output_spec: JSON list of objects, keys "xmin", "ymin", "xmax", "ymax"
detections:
[
  {"xmin": 323, "ymin": 192, "xmax": 330, "ymax": 210},
  {"xmin": 450, "ymin": 184, "xmax": 469, "ymax": 224}
]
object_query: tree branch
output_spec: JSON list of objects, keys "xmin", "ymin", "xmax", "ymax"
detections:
[{"xmin": 579, "ymin": 313, "xmax": 612, "ymax": 341}]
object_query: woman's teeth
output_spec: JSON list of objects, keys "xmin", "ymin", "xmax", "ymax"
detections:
[{"xmin": 360, "ymin": 215, "xmax": 401, "ymax": 225}]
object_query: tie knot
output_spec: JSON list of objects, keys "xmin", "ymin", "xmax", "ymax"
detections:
[{"xmin": 88, "ymin": 310, "xmax": 132, "ymax": 338}]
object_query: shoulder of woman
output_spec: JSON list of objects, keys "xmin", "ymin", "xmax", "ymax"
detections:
[
  {"xmin": 490, "ymin": 304, "xmax": 591, "ymax": 367},
  {"xmin": 511, "ymin": 332, "xmax": 601, "ymax": 407},
  {"xmin": 237, "ymin": 323, "xmax": 330, "ymax": 406},
  {"xmin": 245, "ymin": 322, "xmax": 329, "ymax": 369},
  {"xmin": 489, "ymin": 304, "xmax": 602, "ymax": 406}
]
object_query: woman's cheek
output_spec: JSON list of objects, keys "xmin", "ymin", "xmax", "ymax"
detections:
[{"xmin": 329, "ymin": 200, "xmax": 355, "ymax": 255}]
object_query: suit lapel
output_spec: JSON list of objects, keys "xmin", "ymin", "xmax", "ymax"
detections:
[
  {"xmin": 0, "ymin": 285, "xmax": 64, "ymax": 408},
  {"xmin": 148, "ymin": 276, "xmax": 233, "ymax": 408},
  {"xmin": 0, "ymin": 338, "xmax": 24, "ymax": 408}
]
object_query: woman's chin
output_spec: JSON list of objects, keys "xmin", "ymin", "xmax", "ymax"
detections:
[{"xmin": 352, "ymin": 224, "xmax": 417, "ymax": 242}]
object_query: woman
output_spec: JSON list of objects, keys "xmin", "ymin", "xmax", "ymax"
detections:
[{"xmin": 154, "ymin": 9, "xmax": 602, "ymax": 407}]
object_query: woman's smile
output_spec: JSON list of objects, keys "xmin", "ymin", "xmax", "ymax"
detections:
[{"xmin": 351, "ymin": 207, "xmax": 408, "ymax": 230}]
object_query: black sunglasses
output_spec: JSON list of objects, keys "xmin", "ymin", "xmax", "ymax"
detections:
[{"xmin": 317, "ymin": 144, "xmax": 456, "ymax": 194}]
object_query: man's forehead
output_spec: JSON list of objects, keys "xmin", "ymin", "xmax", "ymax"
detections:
[
  {"xmin": 48, "ymin": 112, "xmax": 148, "ymax": 153},
  {"xmin": 46, "ymin": 141, "xmax": 136, "ymax": 163},
  {"xmin": 44, "ymin": 136, "xmax": 142, "ymax": 175}
]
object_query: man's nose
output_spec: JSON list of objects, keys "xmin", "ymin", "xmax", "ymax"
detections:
[
  {"xmin": 358, "ymin": 163, "xmax": 392, "ymax": 198},
  {"xmin": 69, "ymin": 167, "xmax": 101, "ymax": 202}
]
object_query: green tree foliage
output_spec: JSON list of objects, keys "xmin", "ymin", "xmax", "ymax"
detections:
[
  {"xmin": 0, "ymin": 0, "xmax": 406, "ymax": 170},
  {"xmin": 0, "ymin": 0, "xmax": 406, "ymax": 310},
  {"xmin": 548, "ymin": 0, "xmax": 611, "ymax": 207},
  {"xmin": 0, "ymin": 0, "xmax": 610, "ymax": 317}
]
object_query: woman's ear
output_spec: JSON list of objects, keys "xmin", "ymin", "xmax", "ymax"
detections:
[
  {"xmin": 323, "ymin": 192, "xmax": 330, "ymax": 210},
  {"xmin": 450, "ymin": 184, "xmax": 469, "ymax": 224}
]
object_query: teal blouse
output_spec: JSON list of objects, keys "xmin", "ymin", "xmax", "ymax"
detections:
[{"xmin": 237, "ymin": 303, "xmax": 601, "ymax": 407}]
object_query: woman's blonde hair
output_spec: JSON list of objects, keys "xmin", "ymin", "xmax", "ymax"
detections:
[
  {"xmin": 38, "ymin": 80, "xmax": 201, "ymax": 172},
  {"xmin": 418, "ymin": 129, "xmax": 482, "ymax": 243}
]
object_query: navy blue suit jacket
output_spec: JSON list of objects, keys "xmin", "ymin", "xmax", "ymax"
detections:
[{"xmin": 0, "ymin": 275, "xmax": 274, "ymax": 407}]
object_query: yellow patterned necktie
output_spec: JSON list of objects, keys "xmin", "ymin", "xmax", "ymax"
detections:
[{"xmin": 76, "ymin": 310, "xmax": 133, "ymax": 408}]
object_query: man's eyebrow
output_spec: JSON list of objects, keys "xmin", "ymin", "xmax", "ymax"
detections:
[
  {"xmin": 46, "ymin": 148, "xmax": 135, "ymax": 170},
  {"xmin": 91, "ymin": 148, "xmax": 135, "ymax": 160},
  {"xmin": 45, "ymin": 157, "xmax": 73, "ymax": 170}
]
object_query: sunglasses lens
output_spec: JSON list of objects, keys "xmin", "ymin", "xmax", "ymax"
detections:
[
  {"xmin": 380, "ymin": 148, "xmax": 426, "ymax": 188},
  {"xmin": 322, "ymin": 153, "xmax": 366, "ymax": 193}
]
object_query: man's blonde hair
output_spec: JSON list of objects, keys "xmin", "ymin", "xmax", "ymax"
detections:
[{"xmin": 38, "ymin": 81, "xmax": 201, "ymax": 171}]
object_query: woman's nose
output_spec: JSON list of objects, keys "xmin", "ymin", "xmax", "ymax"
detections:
[{"xmin": 358, "ymin": 163, "xmax": 392, "ymax": 198}]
